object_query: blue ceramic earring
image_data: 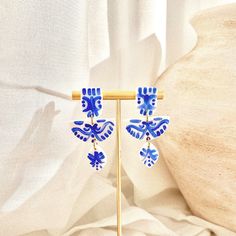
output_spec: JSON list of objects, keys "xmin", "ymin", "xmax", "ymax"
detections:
[
  {"xmin": 71, "ymin": 88, "xmax": 115, "ymax": 170},
  {"xmin": 126, "ymin": 87, "xmax": 170, "ymax": 168}
]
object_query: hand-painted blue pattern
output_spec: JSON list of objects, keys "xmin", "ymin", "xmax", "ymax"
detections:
[
  {"xmin": 71, "ymin": 119, "xmax": 114, "ymax": 142},
  {"xmin": 87, "ymin": 150, "xmax": 106, "ymax": 170},
  {"xmin": 140, "ymin": 144, "xmax": 159, "ymax": 167},
  {"xmin": 137, "ymin": 87, "xmax": 157, "ymax": 116},
  {"xmin": 82, "ymin": 88, "xmax": 102, "ymax": 117},
  {"xmin": 126, "ymin": 116, "xmax": 169, "ymax": 140}
]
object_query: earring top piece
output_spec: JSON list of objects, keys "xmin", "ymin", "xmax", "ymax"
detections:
[
  {"xmin": 82, "ymin": 88, "xmax": 103, "ymax": 117},
  {"xmin": 137, "ymin": 87, "xmax": 157, "ymax": 116}
]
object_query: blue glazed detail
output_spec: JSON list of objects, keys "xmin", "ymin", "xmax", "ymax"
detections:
[
  {"xmin": 72, "ymin": 119, "xmax": 114, "ymax": 142},
  {"xmin": 126, "ymin": 116, "xmax": 169, "ymax": 140},
  {"xmin": 82, "ymin": 88, "xmax": 102, "ymax": 117},
  {"xmin": 88, "ymin": 150, "xmax": 106, "ymax": 170},
  {"xmin": 140, "ymin": 145, "xmax": 159, "ymax": 168},
  {"xmin": 137, "ymin": 87, "xmax": 157, "ymax": 116}
]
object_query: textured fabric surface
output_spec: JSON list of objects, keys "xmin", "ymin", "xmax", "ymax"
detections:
[{"xmin": 0, "ymin": 1, "xmax": 235, "ymax": 235}]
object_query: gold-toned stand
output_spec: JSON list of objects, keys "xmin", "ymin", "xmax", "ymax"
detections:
[{"xmin": 72, "ymin": 90, "xmax": 164, "ymax": 236}]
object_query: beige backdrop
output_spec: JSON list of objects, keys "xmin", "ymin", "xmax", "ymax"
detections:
[{"xmin": 0, "ymin": 1, "xmax": 235, "ymax": 235}]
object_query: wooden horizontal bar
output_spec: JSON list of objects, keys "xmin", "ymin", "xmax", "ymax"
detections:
[{"xmin": 72, "ymin": 90, "xmax": 164, "ymax": 100}]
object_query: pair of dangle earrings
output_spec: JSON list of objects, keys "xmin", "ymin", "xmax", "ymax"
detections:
[{"xmin": 71, "ymin": 87, "xmax": 169, "ymax": 170}]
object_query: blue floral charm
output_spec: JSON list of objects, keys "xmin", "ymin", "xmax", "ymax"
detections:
[
  {"xmin": 87, "ymin": 146, "xmax": 107, "ymax": 171},
  {"xmin": 71, "ymin": 88, "xmax": 114, "ymax": 170},
  {"xmin": 126, "ymin": 86, "xmax": 169, "ymax": 168},
  {"xmin": 140, "ymin": 143, "xmax": 159, "ymax": 168}
]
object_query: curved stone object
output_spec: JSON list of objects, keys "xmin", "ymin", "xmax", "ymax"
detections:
[{"xmin": 157, "ymin": 3, "xmax": 236, "ymax": 232}]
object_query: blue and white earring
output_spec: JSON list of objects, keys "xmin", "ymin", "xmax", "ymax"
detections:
[
  {"xmin": 126, "ymin": 87, "xmax": 170, "ymax": 168},
  {"xmin": 71, "ymin": 88, "xmax": 115, "ymax": 170}
]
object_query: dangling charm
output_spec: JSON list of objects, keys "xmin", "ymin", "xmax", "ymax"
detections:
[
  {"xmin": 140, "ymin": 142, "xmax": 159, "ymax": 168},
  {"xmin": 71, "ymin": 88, "xmax": 115, "ymax": 170},
  {"xmin": 126, "ymin": 87, "xmax": 169, "ymax": 168},
  {"xmin": 87, "ymin": 145, "xmax": 107, "ymax": 171}
]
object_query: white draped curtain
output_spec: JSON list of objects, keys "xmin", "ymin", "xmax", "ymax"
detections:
[{"xmin": 0, "ymin": 0, "xmax": 235, "ymax": 235}]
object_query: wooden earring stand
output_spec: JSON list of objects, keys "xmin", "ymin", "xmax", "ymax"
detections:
[{"xmin": 72, "ymin": 90, "xmax": 164, "ymax": 236}]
